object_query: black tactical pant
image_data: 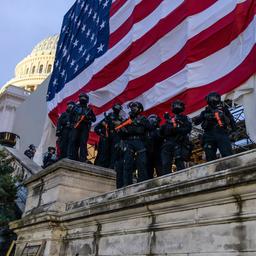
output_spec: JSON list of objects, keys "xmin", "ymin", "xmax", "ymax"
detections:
[
  {"xmin": 202, "ymin": 129, "xmax": 233, "ymax": 162},
  {"xmin": 58, "ymin": 129, "xmax": 70, "ymax": 159},
  {"xmin": 109, "ymin": 133, "xmax": 121, "ymax": 169},
  {"xmin": 68, "ymin": 125, "xmax": 89, "ymax": 162},
  {"xmin": 146, "ymin": 146, "xmax": 162, "ymax": 178},
  {"xmin": 94, "ymin": 136, "xmax": 110, "ymax": 168},
  {"xmin": 123, "ymin": 138, "xmax": 149, "ymax": 186},
  {"xmin": 160, "ymin": 139, "xmax": 185, "ymax": 176},
  {"xmin": 115, "ymin": 144, "xmax": 124, "ymax": 189}
]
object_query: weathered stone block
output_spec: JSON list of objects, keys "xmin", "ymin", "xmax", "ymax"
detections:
[
  {"xmin": 23, "ymin": 159, "xmax": 116, "ymax": 215},
  {"xmin": 10, "ymin": 149, "xmax": 256, "ymax": 255}
]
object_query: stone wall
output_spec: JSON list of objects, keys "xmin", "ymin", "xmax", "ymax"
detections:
[{"xmin": 10, "ymin": 150, "xmax": 256, "ymax": 255}]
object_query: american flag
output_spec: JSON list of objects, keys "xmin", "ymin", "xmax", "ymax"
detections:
[{"xmin": 47, "ymin": 0, "xmax": 256, "ymax": 142}]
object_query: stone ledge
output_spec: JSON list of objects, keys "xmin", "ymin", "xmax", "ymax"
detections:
[
  {"xmin": 12, "ymin": 149, "xmax": 256, "ymax": 228},
  {"xmin": 23, "ymin": 158, "xmax": 116, "ymax": 215},
  {"xmin": 62, "ymin": 163, "xmax": 256, "ymax": 220},
  {"xmin": 24, "ymin": 158, "xmax": 116, "ymax": 185},
  {"xmin": 64, "ymin": 149, "xmax": 256, "ymax": 214},
  {"xmin": 10, "ymin": 150, "xmax": 256, "ymax": 255}
]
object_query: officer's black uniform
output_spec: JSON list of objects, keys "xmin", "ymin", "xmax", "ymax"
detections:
[
  {"xmin": 94, "ymin": 103, "xmax": 124, "ymax": 169},
  {"xmin": 94, "ymin": 119, "xmax": 111, "ymax": 168},
  {"xmin": 106, "ymin": 104, "xmax": 124, "ymax": 169},
  {"xmin": 160, "ymin": 100, "xmax": 192, "ymax": 175},
  {"xmin": 114, "ymin": 140, "xmax": 126, "ymax": 189},
  {"xmin": 117, "ymin": 102, "xmax": 150, "ymax": 186},
  {"xmin": 193, "ymin": 92, "xmax": 236, "ymax": 161},
  {"xmin": 146, "ymin": 114, "xmax": 162, "ymax": 178},
  {"xmin": 24, "ymin": 144, "xmax": 36, "ymax": 160},
  {"xmin": 42, "ymin": 147, "xmax": 57, "ymax": 168},
  {"xmin": 68, "ymin": 93, "xmax": 96, "ymax": 162},
  {"xmin": 56, "ymin": 101, "xmax": 75, "ymax": 159}
]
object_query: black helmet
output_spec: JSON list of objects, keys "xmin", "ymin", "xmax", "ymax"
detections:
[
  {"xmin": 171, "ymin": 100, "xmax": 185, "ymax": 114},
  {"xmin": 128, "ymin": 101, "xmax": 144, "ymax": 112},
  {"xmin": 79, "ymin": 92, "xmax": 89, "ymax": 104},
  {"xmin": 29, "ymin": 144, "xmax": 35, "ymax": 150},
  {"xmin": 67, "ymin": 101, "xmax": 75, "ymax": 111},
  {"xmin": 67, "ymin": 101, "xmax": 75, "ymax": 106},
  {"xmin": 206, "ymin": 92, "xmax": 221, "ymax": 107},
  {"xmin": 148, "ymin": 114, "xmax": 161, "ymax": 127},
  {"xmin": 112, "ymin": 103, "xmax": 122, "ymax": 112},
  {"xmin": 48, "ymin": 146, "xmax": 56, "ymax": 152}
]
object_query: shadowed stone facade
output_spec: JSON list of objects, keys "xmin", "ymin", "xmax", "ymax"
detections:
[{"xmin": 10, "ymin": 150, "xmax": 256, "ymax": 255}]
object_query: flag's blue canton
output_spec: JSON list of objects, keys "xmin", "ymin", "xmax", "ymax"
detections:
[{"xmin": 47, "ymin": 0, "xmax": 112, "ymax": 102}]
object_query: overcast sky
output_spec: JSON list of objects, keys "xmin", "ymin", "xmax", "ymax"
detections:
[{"xmin": 0, "ymin": 0, "xmax": 75, "ymax": 87}]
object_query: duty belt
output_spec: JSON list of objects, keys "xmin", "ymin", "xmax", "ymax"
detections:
[{"xmin": 126, "ymin": 135, "xmax": 142, "ymax": 140}]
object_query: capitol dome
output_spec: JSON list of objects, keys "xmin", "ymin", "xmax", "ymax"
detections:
[{"xmin": 2, "ymin": 35, "xmax": 59, "ymax": 92}]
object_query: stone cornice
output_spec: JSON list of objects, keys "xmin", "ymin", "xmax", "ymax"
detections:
[
  {"xmin": 23, "ymin": 159, "xmax": 116, "ymax": 185},
  {"xmin": 11, "ymin": 150, "xmax": 256, "ymax": 232}
]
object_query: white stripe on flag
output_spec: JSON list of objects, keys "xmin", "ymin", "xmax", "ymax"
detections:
[
  {"xmin": 89, "ymin": 0, "xmax": 242, "ymax": 107},
  {"xmin": 132, "ymin": 16, "xmax": 256, "ymax": 111},
  {"xmin": 48, "ymin": 0, "xmax": 184, "ymax": 111},
  {"xmin": 110, "ymin": 0, "xmax": 142, "ymax": 34}
]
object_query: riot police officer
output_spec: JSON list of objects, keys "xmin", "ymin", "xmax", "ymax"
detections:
[
  {"xmin": 116, "ymin": 101, "xmax": 150, "ymax": 186},
  {"xmin": 68, "ymin": 93, "xmax": 96, "ymax": 162},
  {"xmin": 193, "ymin": 92, "xmax": 236, "ymax": 161},
  {"xmin": 94, "ymin": 117, "xmax": 111, "ymax": 168},
  {"xmin": 94, "ymin": 103, "xmax": 124, "ymax": 168},
  {"xmin": 24, "ymin": 144, "xmax": 36, "ymax": 160},
  {"xmin": 56, "ymin": 101, "xmax": 75, "ymax": 159},
  {"xmin": 114, "ymin": 140, "xmax": 126, "ymax": 189},
  {"xmin": 146, "ymin": 114, "xmax": 162, "ymax": 178},
  {"xmin": 107, "ymin": 103, "xmax": 124, "ymax": 169},
  {"xmin": 42, "ymin": 147, "xmax": 57, "ymax": 168},
  {"xmin": 160, "ymin": 100, "xmax": 192, "ymax": 175}
]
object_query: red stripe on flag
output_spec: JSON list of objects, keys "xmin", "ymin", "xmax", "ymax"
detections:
[
  {"xmin": 50, "ymin": 1, "xmax": 217, "ymax": 122},
  {"xmin": 63, "ymin": 0, "xmax": 217, "ymax": 100},
  {"xmin": 110, "ymin": 0, "xmax": 127, "ymax": 17},
  {"xmin": 143, "ymin": 45, "xmax": 256, "ymax": 118},
  {"xmin": 93, "ymin": 0, "xmax": 255, "ymax": 116},
  {"xmin": 89, "ymin": 43, "xmax": 256, "ymax": 144},
  {"xmin": 109, "ymin": 0, "xmax": 163, "ymax": 48}
]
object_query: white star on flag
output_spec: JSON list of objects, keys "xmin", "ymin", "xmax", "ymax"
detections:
[
  {"xmin": 86, "ymin": 29, "xmax": 91, "ymax": 38},
  {"xmin": 70, "ymin": 60, "xmax": 75, "ymax": 67},
  {"xmin": 79, "ymin": 45, "xmax": 84, "ymax": 53},
  {"xmin": 100, "ymin": 21, "xmax": 105, "ymax": 30},
  {"xmin": 103, "ymin": 0, "xmax": 109, "ymax": 8},
  {"xmin": 73, "ymin": 39, "xmax": 79, "ymax": 47},
  {"xmin": 97, "ymin": 43, "xmax": 104, "ymax": 53},
  {"xmin": 86, "ymin": 54, "xmax": 90, "ymax": 62},
  {"xmin": 81, "ymin": 25, "xmax": 86, "ymax": 32},
  {"xmin": 53, "ymin": 79, "xmax": 58, "ymax": 86},
  {"xmin": 60, "ymin": 70, "xmax": 65, "ymax": 77}
]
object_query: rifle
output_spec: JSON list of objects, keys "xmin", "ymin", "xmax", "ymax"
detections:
[
  {"xmin": 74, "ymin": 115, "xmax": 86, "ymax": 128},
  {"xmin": 115, "ymin": 118, "xmax": 132, "ymax": 131},
  {"xmin": 214, "ymin": 111, "xmax": 223, "ymax": 127},
  {"xmin": 74, "ymin": 108, "xmax": 92, "ymax": 128}
]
